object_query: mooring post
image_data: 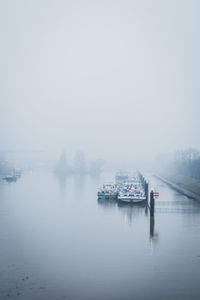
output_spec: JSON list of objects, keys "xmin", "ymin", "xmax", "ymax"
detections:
[
  {"xmin": 145, "ymin": 181, "xmax": 149, "ymax": 215},
  {"xmin": 145, "ymin": 181, "xmax": 148, "ymax": 202},
  {"xmin": 150, "ymin": 190, "xmax": 154, "ymax": 217}
]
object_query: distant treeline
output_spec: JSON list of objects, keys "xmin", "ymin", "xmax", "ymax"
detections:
[
  {"xmin": 54, "ymin": 151, "xmax": 105, "ymax": 176},
  {"xmin": 173, "ymin": 148, "xmax": 200, "ymax": 179},
  {"xmin": 155, "ymin": 148, "xmax": 200, "ymax": 180}
]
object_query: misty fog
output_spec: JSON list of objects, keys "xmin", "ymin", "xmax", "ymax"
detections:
[
  {"xmin": 1, "ymin": 0, "xmax": 200, "ymax": 164},
  {"xmin": 1, "ymin": 2, "xmax": 200, "ymax": 300}
]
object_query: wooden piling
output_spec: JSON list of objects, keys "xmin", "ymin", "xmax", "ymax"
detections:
[
  {"xmin": 150, "ymin": 190, "xmax": 154, "ymax": 217},
  {"xmin": 145, "ymin": 181, "xmax": 148, "ymax": 202}
]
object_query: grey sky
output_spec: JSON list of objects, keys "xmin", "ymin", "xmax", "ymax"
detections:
[{"xmin": 0, "ymin": 0, "xmax": 199, "ymax": 162}]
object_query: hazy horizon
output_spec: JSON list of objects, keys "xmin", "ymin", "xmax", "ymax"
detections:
[{"xmin": 1, "ymin": 0, "xmax": 200, "ymax": 164}]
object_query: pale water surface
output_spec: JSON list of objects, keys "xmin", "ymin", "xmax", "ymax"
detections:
[{"xmin": 0, "ymin": 171, "xmax": 200, "ymax": 300}]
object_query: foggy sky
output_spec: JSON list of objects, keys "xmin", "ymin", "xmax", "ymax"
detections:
[{"xmin": 0, "ymin": 0, "xmax": 200, "ymax": 162}]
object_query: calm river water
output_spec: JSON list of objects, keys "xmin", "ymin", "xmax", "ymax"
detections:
[{"xmin": 0, "ymin": 171, "xmax": 200, "ymax": 300}]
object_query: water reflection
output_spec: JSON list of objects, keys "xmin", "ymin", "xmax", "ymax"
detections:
[
  {"xmin": 97, "ymin": 195, "xmax": 160, "ymax": 247},
  {"xmin": 54, "ymin": 173, "xmax": 69, "ymax": 194},
  {"xmin": 73, "ymin": 174, "xmax": 86, "ymax": 198},
  {"xmin": 150, "ymin": 216, "xmax": 154, "ymax": 237},
  {"xmin": 97, "ymin": 196, "xmax": 152, "ymax": 226},
  {"xmin": 54, "ymin": 172, "xmax": 88, "ymax": 198},
  {"xmin": 97, "ymin": 198, "xmax": 117, "ymax": 210},
  {"xmin": 1, "ymin": 172, "xmax": 200, "ymax": 299},
  {"xmin": 117, "ymin": 202, "xmax": 146, "ymax": 224},
  {"xmin": 149, "ymin": 216, "xmax": 159, "ymax": 245}
]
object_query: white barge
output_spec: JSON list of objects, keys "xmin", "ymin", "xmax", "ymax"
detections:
[
  {"xmin": 97, "ymin": 183, "xmax": 118, "ymax": 199},
  {"xmin": 117, "ymin": 192, "xmax": 146, "ymax": 203}
]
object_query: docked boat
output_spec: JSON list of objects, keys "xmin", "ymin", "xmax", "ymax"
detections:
[
  {"xmin": 97, "ymin": 170, "xmax": 147, "ymax": 203},
  {"xmin": 97, "ymin": 183, "xmax": 118, "ymax": 199},
  {"xmin": 3, "ymin": 169, "xmax": 21, "ymax": 182},
  {"xmin": 115, "ymin": 171, "xmax": 129, "ymax": 184},
  {"xmin": 117, "ymin": 185, "xmax": 146, "ymax": 203},
  {"xmin": 118, "ymin": 193, "xmax": 146, "ymax": 203},
  {"xmin": 3, "ymin": 175, "xmax": 18, "ymax": 182}
]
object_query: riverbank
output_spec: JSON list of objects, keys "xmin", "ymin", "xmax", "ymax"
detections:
[{"xmin": 155, "ymin": 174, "xmax": 200, "ymax": 201}]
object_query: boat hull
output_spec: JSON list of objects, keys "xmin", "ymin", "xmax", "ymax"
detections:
[
  {"xmin": 118, "ymin": 196, "xmax": 146, "ymax": 203},
  {"xmin": 3, "ymin": 176, "xmax": 17, "ymax": 182},
  {"xmin": 98, "ymin": 193, "xmax": 118, "ymax": 199}
]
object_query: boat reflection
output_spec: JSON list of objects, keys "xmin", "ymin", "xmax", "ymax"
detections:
[
  {"xmin": 97, "ymin": 198, "xmax": 117, "ymax": 210},
  {"xmin": 97, "ymin": 198, "xmax": 159, "ymax": 245},
  {"xmin": 117, "ymin": 201, "xmax": 146, "ymax": 224}
]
